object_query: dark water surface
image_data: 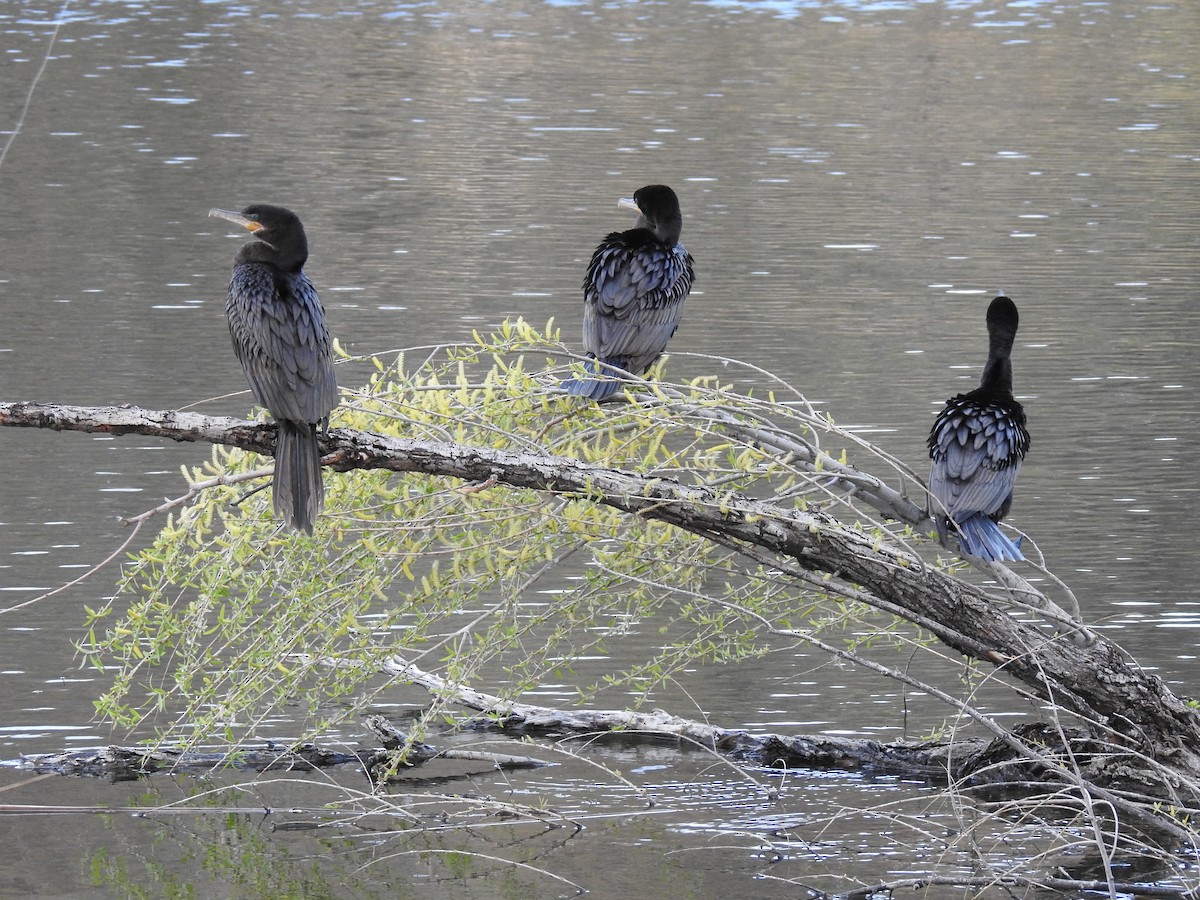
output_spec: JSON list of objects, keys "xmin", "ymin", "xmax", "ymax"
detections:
[{"xmin": 1, "ymin": 0, "xmax": 1197, "ymax": 895}]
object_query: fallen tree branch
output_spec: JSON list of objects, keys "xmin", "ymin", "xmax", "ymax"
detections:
[
  {"xmin": 19, "ymin": 733, "xmax": 549, "ymax": 780},
  {"xmin": 18, "ymin": 742, "xmax": 366, "ymax": 778},
  {"xmin": 383, "ymin": 655, "xmax": 1108, "ymax": 787},
  {"xmin": 362, "ymin": 715, "xmax": 551, "ymax": 779},
  {"xmin": 4, "ymin": 401, "xmax": 1200, "ymax": 801},
  {"xmin": 377, "ymin": 654, "xmax": 1198, "ymax": 845}
]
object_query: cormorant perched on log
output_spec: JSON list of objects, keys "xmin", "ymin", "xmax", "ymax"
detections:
[
  {"xmin": 927, "ymin": 294, "xmax": 1031, "ymax": 561},
  {"xmin": 563, "ymin": 184, "xmax": 695, "ymax": 400},
  {"xmin": 209, "ymin": 204, "xmax": 337, "ymax": 533}
]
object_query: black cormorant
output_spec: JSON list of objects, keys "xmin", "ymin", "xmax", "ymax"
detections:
[
  {"xmin": 563, "ymin": 184, "xmax": 695, "ymax": 400},
  {"xmin": 927, "ymin": 294, "xmax": 1030, "ymax": 561},
  {"xmin": 209, "ymin": 204, "xmax": 337, "ymax": 534}
]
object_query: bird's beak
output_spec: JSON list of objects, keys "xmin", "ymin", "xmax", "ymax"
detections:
[
  {"xmin": 208, "ymin": 208, "xmax": 264, "ymax": 233},
  {"xmin": 617, "ymin": 197, "xmax": 641, "ymax": 213}
]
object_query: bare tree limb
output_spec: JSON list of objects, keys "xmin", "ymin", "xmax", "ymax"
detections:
[
  {"xmin": 4, "ymin": 400, "xmax": 1200, "ymax": 799},
  {"xmin": 377, "ymin": 655, "xmax": 975, "ymax": 778}
]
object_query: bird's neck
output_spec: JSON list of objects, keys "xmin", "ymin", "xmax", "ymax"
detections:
[
  {"xmin": 236, "ymin": 240, "xmax": 307, "ymax": 273},
  {"xmin": 978, "ymin": 354, "xmax": 1013, "ymax": 398},
  {"xmin": 616, "ymin": 227, "xmax": 665, "ymax": 251},
  {"xmin": 656, "ymin": 220, "xmax": 683, "ymax": 247},
  {"xmin": 631, "ymin": 212, "xmax": 682, "ymax": 246}
]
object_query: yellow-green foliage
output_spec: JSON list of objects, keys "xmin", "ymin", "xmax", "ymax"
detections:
[{"xmin": 80, "ymin": 319, "xmax": 911, "ymax": 744}]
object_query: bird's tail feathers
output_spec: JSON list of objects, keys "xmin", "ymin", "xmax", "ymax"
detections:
[
  {"xmin": 274, "ymin": 420, "xmax": 324, "ymax": 534},
  {"xmin": 562, "ymin": 358, "xmax": 625, "ymax": 401},
  {"xmin": 956, "ymin": 514, "xmax": 1024, "ymax": 562}
]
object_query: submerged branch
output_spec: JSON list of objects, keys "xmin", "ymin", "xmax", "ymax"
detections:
[
  {"xmin": 379, "ymin": 656, "xmax": 1198, "ymax": 843},
  {"xmin": 381, "ymin": 654, "xmax": 974, "ymax": 777},
  {"xmin": 19, "ymin": 733, "xmax": 548, "ymax": 780},
  {"xmin": 18, "ymin": 742, "xmax": 368, "ymax": 778}
]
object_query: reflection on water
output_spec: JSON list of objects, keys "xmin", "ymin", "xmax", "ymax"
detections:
[{"xmin": 0, "ymin": 0, "xmax": 1197, "ymax": 892}]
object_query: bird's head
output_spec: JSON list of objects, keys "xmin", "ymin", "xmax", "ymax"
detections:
[
  {"xmin": 210, "ymin": 204, "xmax": 308, "ymax": 268},
  {"xmin": 619, "ymin": 184, "xmax": 683, "ymax": 246}
]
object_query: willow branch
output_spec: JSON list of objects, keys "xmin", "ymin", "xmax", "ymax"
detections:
[{"xmin": 3, "ymin": 400, "xmax": 1199, "ymax": 777}]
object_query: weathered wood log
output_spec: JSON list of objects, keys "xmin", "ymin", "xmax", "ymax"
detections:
[
  {"xmin": 12, "ymin": 715, "xmax": 1102, "ymax": 798},
  {"xmin": 4, "ymin": 401, "xmax": 1200, "ymax": 809},
  {"xmin": 19, "ymin": 732, "xmax": 549, "ymax": 780},
  {"xmin": 378, "ymin": 656, "xmax": 1123, "ymax": 790},
  {"xmin": 18, "ymin": 742, "xmax": 366, "ymax": 778},
  {"xmin": 362, "ymin": 715, "xmax": 552, "ymax": 779},
  {"xmin": 401, "ymin": 665, "xmax": 982, "ymax": 780},
  {"xmin": 373, "ymin": 658, "xmax": 1200, "ymax": 848}
]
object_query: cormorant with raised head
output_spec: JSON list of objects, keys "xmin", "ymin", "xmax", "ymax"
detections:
[
  {"xmin": 927, "ymin": 294, "xmax": 1031, "ymax": 562},
  {"xmin": 563, "ymin": 184, "xmax": 695, "ymax": 400},
  {"xmin": 209, "ymin": 204, "xmax": 337, "ymax": 534}
]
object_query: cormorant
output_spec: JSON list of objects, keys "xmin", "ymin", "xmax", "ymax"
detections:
[
  {"xmin": 209, "ymin": 204, "xmax": 337, "ymax": 534},
  {"xmin": 563, "ymin": 184, "xmax": 695, "ymax": 400},
  {"xmin": 927, "ymin": 295, "xmax": 1030, "ymax": 561}
]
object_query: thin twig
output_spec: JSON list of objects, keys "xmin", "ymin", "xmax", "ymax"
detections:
[
  {"xmin": 0, "ymin": 1, "xmax": 70, "ymax": 171},
  {"xmin": 0, "ymin": 518, "xmax": 142, "ymax": 616}
]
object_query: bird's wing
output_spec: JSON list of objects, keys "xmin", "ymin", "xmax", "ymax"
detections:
[
  {"xmin": 226, "ymin": 266, "xmax": 336, "ymax": 424},
  {"xmin": 941, "ymin": 455, "xmax": 1020, "ymax": 520},
  {"xmin": 282, "ymin": 273, "xmax": 338, "ymax": 418},
  {"xmin": 582, "ymin": 240, "xmax": 693, "ymax": 368},
  {"xmin": 928, "ymin": 398, "xmax": 1028, "ymax": 520}
]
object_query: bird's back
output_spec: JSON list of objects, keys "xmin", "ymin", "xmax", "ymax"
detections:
[
  {"xmin": 928, "ymin": 390, "xmax": 1029, "ymax": 523},
  {"xmin": 582, "ymin": 230, "xmax": 694, "ymax": 375},
  {"xmin": 226, "ymin": 262, "xmax": 337, "ymax": 425}
]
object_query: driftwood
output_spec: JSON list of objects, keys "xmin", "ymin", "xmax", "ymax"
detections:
[
  {"xmin": 378, "ymin": 655, "xmax": 1118, "ymax": 792},
  {"xmin": 9, "ymin": 713, "xmax": 981, "ymax": 785},
  {"xmin": 19, "ymin": 742, "xmax": 366, "ymax": 779},
  {"xmin": 14, "ymin": 708, "xmax": 1048, "ymax": 794},
  {"xmin": 361, "ymin": 715, "xmax": 551, "ymax": 780},
  {"xmin": 20, "ymin": 731, "xmax": 549, "ymax": 781},
  {"xmin": 382, "ymin": 656, "xmax": 968, "ymax": 776},
  {"xmin": 3, "ymin": 401, "xmax": 1200, "ymax": 816}
]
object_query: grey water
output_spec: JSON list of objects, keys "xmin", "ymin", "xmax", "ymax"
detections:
[{"xmin": 0, "ymin": 0, "xmax": 1197, "ymax": 895}]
